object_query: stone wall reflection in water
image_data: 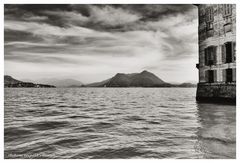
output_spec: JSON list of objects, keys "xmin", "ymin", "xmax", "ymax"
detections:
[{"xmin": 196, "ymin": 103, "xmax": 236, "ymax": 158}]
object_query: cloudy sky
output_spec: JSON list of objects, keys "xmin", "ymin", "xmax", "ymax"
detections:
[{"xmin": 4, "ymin": 4, "xmax": 198, "ymax": 84}]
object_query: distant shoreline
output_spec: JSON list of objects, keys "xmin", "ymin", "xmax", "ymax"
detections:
[{"xmin": 4, "ymin": 73, "xmax": 197, "ymax": 88}]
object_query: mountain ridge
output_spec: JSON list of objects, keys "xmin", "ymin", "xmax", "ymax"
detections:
[
  {"xmin": 85, "ymin": 70, "xmax": 171, "ymax": 87},
  {"xmin": 34, "ymin": 78, "xmax": 83, "ymax": 88},
  {"xmin": 4, "ymin": 75, "xmax": 55, "ymax": 88}
]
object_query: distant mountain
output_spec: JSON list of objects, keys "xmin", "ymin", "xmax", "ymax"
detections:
[
  {"xmin": 86, "ymin": 70, "xmax": 171, "ymax": 87},
  {"xmin": 4, "ymin": 75, "xmax": 55, "ymax": 88},
  {"xmin": 177, "ymin": 82, "xmax": 197, "ymax": 88},
  {"xmin": 86, "ymin": 78, "xmax": 111, "ymax": 87},
  {"xmin": 5, "ymin": 75, "xmax": 21, "ymax": 85},
  {"xmin": 35, "ymin": 78, "xmax": 83, "ymax": 87}
]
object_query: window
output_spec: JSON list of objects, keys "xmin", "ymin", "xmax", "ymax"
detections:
[
  {"xmin": 205, "ymin": 7, "xmax": 214, "ymax": 36},
  {"xmin": 224, "ymin": 23, "xmax": 232, "ymax": 33},
  {"xmin": 233, "ymin": 42, "xmax": 236, "ymax": 61},
  {"xmin": 222, "ymin": 42, "xmax": 235, "ymax": 63},
  {"xmin": 204, "ymin": 46, "xmax": 217, "ymax": 66},
  {"xmin": 223, "ymin": 5, "xmax": 233, "ymax": 33},
  {"xmin": 226, "ymin": 42, "xmax": 232, "ymax": 63},
  {"xmin": 232, "ymin": 68, "xmax": 236, "ymax": 82},
  {"xmin": 226, "ymin": 69, "xmax": 232, "ymax": 82},
  {"xmin": 199, "ymin": 11, "xmax": 205, "ymax": 24},
  {"xmin": 223, "ymin": 68, "xmax": 235, "ymax": 83},
  {"xmin": 205, "ymin": 70, "xmax": 214, "ymax": 83},
  {"xmin": 223, "ymin": 4, "xmax": 232, "ymax": 17},
  {"xmin": 206, "ymin": 7, "xmax": 214, "ymax": 22},
  {"xmin": 206, "ymin": 22, "xmax": 213, "ymax": 31},
  {"xmin": 199, "ymin": 29, "xmax": 206, "ymax": 40},
  {"xmin": 209, "ymin": 70, "xmax": 214, "ymax": 83}
]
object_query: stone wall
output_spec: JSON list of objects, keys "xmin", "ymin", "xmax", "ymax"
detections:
[{"xmin": 196, "ymin": 83, "xmax": 236, "ymax": 103}]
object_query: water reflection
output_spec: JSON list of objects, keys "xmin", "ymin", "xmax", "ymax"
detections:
[{"xmin": 195, "ymin": 103, "xmax": 236, "ymax": 159}]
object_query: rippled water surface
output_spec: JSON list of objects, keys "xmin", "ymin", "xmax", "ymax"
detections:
[{"xmin": 4, "ymin": 88, "xmax": 236, "ymax": 159}]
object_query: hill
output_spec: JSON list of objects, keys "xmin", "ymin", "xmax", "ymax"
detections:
[
  {"xmin": 4, "ymin": 75, "xmax": 55, "ymax": 88},
  {"xmin": 86, "ymin": 70, "xmax": 171, "ymax": 87}
]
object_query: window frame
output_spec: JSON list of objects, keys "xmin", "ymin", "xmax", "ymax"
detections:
[
  {"xmin": 226, "ymin": 68, "xmax": 233, "ymax": 83},
  {"xmin": 206, "ymin": 7, "xmax": 214, "ymax": 22},
  {"xmin": 223, "ymin": 4, "xmax": 232, "ymax": 17},
  {"xmin": 204, "ymin": 46, "xmax": 217, "ymax": 66},
  {"xmin": 208, "ymin": 70, "xmax": 214, "ymax": 83}
]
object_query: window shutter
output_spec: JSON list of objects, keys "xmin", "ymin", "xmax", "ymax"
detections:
[
  {"xmin": 229, "ymin": 5, "xmax": 232, "ymax": 16},
  {"xmin": 204, "ymin": 48, "xmax": 208, "ymax": 65},
  {"xmin": 232, "ymin": 68, "xmax": 236, "ymax": 82},
  {"xmin": 209, "ymin": 47, "xmax": 214, "ymax": 65},
  {"xmin": 223, "ymin": 4, "xmax": 232, "ymax": 17},
  {"xmin": 214, "ymin": 70, "xmax": 217, "ymax": 82},
  {"xmin": 222, "ymin": 69, "xmax": 226, "ymax": 82},
  {"xmin": 221, "ymin": 45, "xmax": 226, "ymax": 63},
  {"xmin": 223, "ymin": 5, "xmax": 226, "ymax": 15},
  {"xmin": 205, "ymin": 70, "xmax": 209, "ymax": 82},
  {"xmin": 206, "ymin": 7, "xmax": 214, "ymax": 22},
  {"xmin": 210, "ymin": 47, "xmax": 213, "ymax": 60},
  {"xmin": 206, "ymin": 8, "xmax": 209, "ymax": 22},
  {"xmin": 213, "ymin": 46, "xmax": 217, "ymax": 65},
  {"xmin": 232, "ymin": 42, "xmax": 236, "ymax": 62}
]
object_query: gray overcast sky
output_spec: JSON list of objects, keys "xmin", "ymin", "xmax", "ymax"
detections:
[{"xmin": 4, "ymin": 4, "xmax": 198, "ymax": 84}]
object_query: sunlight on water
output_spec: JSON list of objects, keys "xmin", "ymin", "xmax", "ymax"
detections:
[{"xmin": 4, "ymin": 88, "xmax": 236, "ymax": 159}]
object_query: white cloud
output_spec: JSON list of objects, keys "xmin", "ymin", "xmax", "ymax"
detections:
[
  {"xmin": 24, "ymin": 15, "xmax": 48, "ymax": 21},
  {"xmin": 43, "ymin": 10, "xmax": 89, "ymax": 24},
  {"xmin": 4, "ymin": 41, "xmax": 67, "ymax": 47},
  {"xmin": 4, "ymin": 20, "xmax": 115, "ymax": 38},
  {"xmin": 89, "ymin": 5, "xmax": 141, "ymax": 26}
]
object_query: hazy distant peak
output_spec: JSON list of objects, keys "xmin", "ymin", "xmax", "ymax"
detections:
[
  {"xmin": 115, "ymin": 73, "xmax": 125, "ymax": 76},
  {"xmin": 36, "ymin": 78, "xmax": 83, "ymax": 87},
  {"xmin": 141, "ymin": 70, "xmax": 150, "ymax": 74}
]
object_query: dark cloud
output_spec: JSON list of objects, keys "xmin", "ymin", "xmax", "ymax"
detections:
[
  {"xmin": 4, "ymin": 29, "xmax": 44, "ymax": 42},
  {"xmin": 4, "ymin": 4, "xmax": 72, "ymax": 13},
  {"xmin": 5, "ymin": 4, "xmax": 74, "ymax": 27},
  {"xmin": 113, "ymin": 4, "xmax": 194, "ymax": 20},
  {"xmin": 4, "ymin": 4, "xmax": 196, "ymax": 30}
]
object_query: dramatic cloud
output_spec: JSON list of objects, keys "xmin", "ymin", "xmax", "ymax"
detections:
[
  {"xmin": 4, "ymin": 4, "xmax": 198, "ymax": 83},
  {"xmin": 89, "ymin": 5, "xmax": 141, "ymax": 26}
]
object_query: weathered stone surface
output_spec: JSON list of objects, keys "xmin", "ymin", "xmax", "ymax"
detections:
[{"xmin": 196, "ymin": 83, "xmax": 236, "ymax": 103}]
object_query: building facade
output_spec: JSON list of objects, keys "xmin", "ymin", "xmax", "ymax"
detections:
[{"xmin": 196, "ymin": 4, "xmax": 236, "ymax": 103}]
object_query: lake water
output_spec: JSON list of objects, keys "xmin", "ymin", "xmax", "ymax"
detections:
[{"xmin": 4, "ymin": 88, "xmax": 236, "ymax": 159}]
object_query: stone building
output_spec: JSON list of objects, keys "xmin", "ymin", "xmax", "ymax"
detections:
[{"xmin": 195, "ymin": 4, "xmax": 236, "ymax": 103}]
